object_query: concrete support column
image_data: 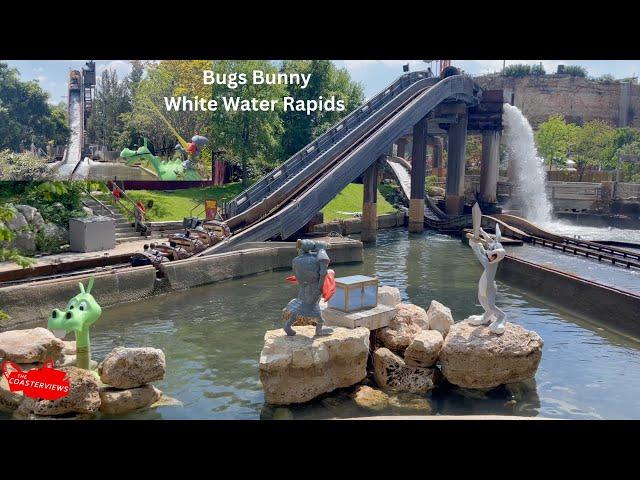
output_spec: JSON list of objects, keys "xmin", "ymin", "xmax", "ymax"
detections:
[
  {"xmin": 396, "ymin": 137, "xmax": 408, "ymax": 159},
  {"xmin": 479, "ymin": 130, "xmax": 501, "ymax": 204},
  {"xmin": 432, "ymin": 136, "xmax": 444, "ymax": 177},
  {"xmin": 445, "ymin": 109, "xmax": 468, "ymax": 215},
  {"xmin": 361, "ymin": 161, "xmax": 378, "ymax": 242},
  {"xmin": 409, "ymin": 116, "xmax": 428, "ymax": 232}
]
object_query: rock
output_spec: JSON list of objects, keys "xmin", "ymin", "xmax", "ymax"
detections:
[
  {"xmin": 62, "ymin": 340, "xmax": 76, "ymax": 355},
  {"xmin": 427, "ymin": 186, "xmax": 445, "ymax": 197},
  {"xmin": 82, "ymin": 206, "xmax": 94, "ymax": 216},
  {"xmin": 98, "ymin": 347, "xmax": 166, "ymax": 389},
  {"xmin": 0, "ymin": 328, "xmax": 65, "ymax": 363},
  {"xmin": 352, "ymin": 385, "xmax": 389, "ymax": 411},
  {"xmin": 404, "ymin": 330, "xmax": 443, "ymax": 368},
  {"xmin": 439, "ymin": 321, "xmax": 544, "ymax": 389},
  {"xmin": 12, "ymin": 231, "xmax": 36, "ymax": 255},
  {"xmin": 17, "ymin": 366, "xmax": 101, "ymax": 416},
  {"xmin": 377, "ymin": 286, "xmax": 401, "ymax": 307},
  {"xmin": 14, "ymin": 205, "xmax": 38, "ymax": 223},
  {"xmin": 149, "ymin": 394, "xmax": 183, "ymax": 409},
  {"xmin": 56, "ymin": 354, "xmax": 76, "ymax": 368},
  {"xmin": 282, "ymin": 308, "xmax": 316, "ymax": 327},
  {"xmin": 0, "ymin": 375, "xmax": 24, "ymax": 413},
  {"xmin": 377, "ymin": 303, "xmax": 429, "ymax": 353},
  {"xmin": 389, "ymin": 392, "xmax": 433, "ymax": 414},
  {"xmin": 43, "ymin": 222, "xmax": 69, "ymax": 245},
  {"xmin": 6, "ymin": 210, "xmax": 27, "ymax": 230},
  {"xmin": 426, "ymin": 300, "xmax": 455, "ymax": 337},
  {"xmin": 373, "ymin": 347, "xmax": 437, "ymax": 394},
  {"xmin": 259, "ymin": 326, "xmax": 369, "ymax": 405},
  {"xmin": 99, "ymin": 385, "xmax": 162, "ymax": 414},
  {"xmin": 272, "ymin": 407, "xmax": 294, "ymax": 420}
]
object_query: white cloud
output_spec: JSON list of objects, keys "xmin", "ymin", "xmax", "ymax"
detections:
[
  {"xmin": 33, "ymin": 66, "xmax": 44, "ymax": 72},
  {"xmin": 97, "ymin": 60, "xmax": 133, "ymax": 78},
  {"xmin": 36, "ymin": 75, "xmax": 47, "ymax": 82}
]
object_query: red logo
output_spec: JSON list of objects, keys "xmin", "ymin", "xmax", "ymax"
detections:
[{"xmin": 2, "ymin": 360, "xmax": 70, "ymax": 401}]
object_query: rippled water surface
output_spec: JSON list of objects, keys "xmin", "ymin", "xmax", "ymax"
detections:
[{"xmin": 6, "ymin": 229, "xmax": 640, "ymax": 420}]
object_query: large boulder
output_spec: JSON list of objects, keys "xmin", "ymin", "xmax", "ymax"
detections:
[
  {"xmin": 352, "ymin": 385, "xmax": 389, "ymax": 412},
  {"xmin": 377, "ymin": 303, "xmax": 429, "ymax": 353},
  {"xmin": 15, "ymin": 205, "xmax": 44, "ymax": 230},
  {"xmin": 12, "ymin": 231, "xmax": 36, "ymax": 255},
  {"xmin": 98, "ymin": 347, "xmax": 166, "ymax": 389},
  {"xmin": 17, "ymin": 366, "xmax": 101, "ymax": 416},
  {"xmin": 5, "ymin": 209, "xmax": 27, "ymax": 231},
  {"xmin": 43, "ymin": 222, "xmax": 69, "ymax": 245},
  {"xmin": 99, "ymin": 385, "xmax": 162, "ymax": 414},
  {"xmin": 373, "ymin": 347, "xmax": 437, "ymax": 394},
  {"xmin": 439, "ymin": 321, "xmax": 544, "ymax": 389},
  {"xmin": 377, "ymin": 286, "xmax": 401, "ymax": 307},
  {"xmin": 0, "ymin": 375, "xmax": 23, "ymax": 413},
  {"xmin": 404, "ymin": 330, "xmax": 443, "ymax": 368},
  {"xmin": 259, "ymin": 326, "xmax": 369, "ymax": 405},
  {"xmin": 426, "ymin": 300, "xmax": 454, "ymax": 337},
  {"xmin": 0, "ymin": 328, "xmax": 65, "ymax": 364}
]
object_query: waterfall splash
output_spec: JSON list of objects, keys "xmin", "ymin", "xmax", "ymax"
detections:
[{"xmin": 502, "ymin": 103, "xmax": 553, "ymax": 224}]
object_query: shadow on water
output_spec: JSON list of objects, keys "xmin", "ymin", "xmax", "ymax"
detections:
[{"xmin": 6, "ymin": 228, "xmax": 640, "ymax": 420}]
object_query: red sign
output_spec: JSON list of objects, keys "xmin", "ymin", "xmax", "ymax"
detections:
[
  {"xmin": 2, "ymin": 360, "xmax": 70, "ymax": 401},
  {"xmin": 205, "ymin": 199, "xmax": 218, "ymax": 221}
]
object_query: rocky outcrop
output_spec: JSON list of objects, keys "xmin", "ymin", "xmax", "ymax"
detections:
[
  {"xmin": 2, "ymin": 204, "xmax": 62, "ymax": 255},
  {"xmin": 404, "ymin": 330, "xmax": 443, "ymax": 368},
  {"xmin": 439, "ymin": 321, "xmax": 544, "ymax": 389},
  {"xmin": 373, "ymin": 347, "xmax": 437, "ymax": 394},
  {"xmin": 377, "ymin": 303, "xmax": 429, "ymax": 353},
  {"xmin": 377, "ymin": 286, "xmax": 401, "ymax": 307},
  {"xmin": 352, "ymin": 385, "xmax": 389, "ymax": 411},
  {"xmin": 388, "ymin": 392, "xmax": 433, "ymax": 414},
  {"xmin": 99, "ymin": 385, "xmax": 162, "ymax": 414},
  {"xmin": 17, "ymin": 366, "xmax": 101, "ymax": 416},
  {"xmin": 0, "ymin": 375, "xmax": 23, "ymax": 413},
  {"xmin": 98, "ymin": 347, "xmax": 166, "ymax": 389},
  {"xmin": 0, "ymin": 328, "xmax": 65, "ymax": 364},
  {"xmin": 426, "ymin": 300, "xmax": 454, "ymax": 337},
  {"xmin": 259, "ymin": 326, "xmax": 369, "ymax": 405}
]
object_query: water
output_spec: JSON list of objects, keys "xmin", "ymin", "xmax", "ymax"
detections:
[
  {"xmin": 502, "ymin": 104, "xmax": 553, "ymax": 224},
  {"xmin": 507, "ymin": 244, "xmax": 640, "ymax": 295},
  {"xmin": 4, "ymin": 229, "xmax": 640, "ymax": 419},
  {"xmin": 539, "ymin": 220, "xmax": 640, "ymax": 244},
  {"xmin": 56, "ymin": 90, "xmax": 82, "ymax": 177}
]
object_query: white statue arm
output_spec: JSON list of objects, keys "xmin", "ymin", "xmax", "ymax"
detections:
[{"xmin": 469, "ymin": 238, "xmax": 489, "ymax": 268}]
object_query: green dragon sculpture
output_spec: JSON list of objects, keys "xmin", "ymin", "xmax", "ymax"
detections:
[{"xmin": 47, "ymin": 277, "xmax": 101, "ymax": 370}]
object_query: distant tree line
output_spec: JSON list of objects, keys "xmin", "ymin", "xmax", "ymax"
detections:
[
  {"xmin": 535, "ymin": 114, "xmax": 640, "ymax": 181},
  {"xmin": 0, "ymin": 62, "xmax": 69, "ymax": 151},
  {"xmin": 85, "ymin": 60, "xmax": 365, "ymax": 183}
]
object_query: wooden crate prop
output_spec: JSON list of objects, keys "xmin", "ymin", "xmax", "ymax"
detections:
[{"xmin": 328, "ymin": 275, "xmax": 378, "ymax": 313}]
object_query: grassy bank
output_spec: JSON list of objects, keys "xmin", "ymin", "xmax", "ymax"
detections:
[{"xmin": 114, "ymin": 182, "xmax": 396, "ymax": 222}]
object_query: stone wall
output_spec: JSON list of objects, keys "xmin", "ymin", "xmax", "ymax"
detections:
[{"xmin": 475, "ymin": 74, "xmax": 640, "ymax": 128}]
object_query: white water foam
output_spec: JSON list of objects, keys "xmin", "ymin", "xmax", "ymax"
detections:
[{"xmin": 502, "ymin": 103, "xmax": 553, "ymax": 224}]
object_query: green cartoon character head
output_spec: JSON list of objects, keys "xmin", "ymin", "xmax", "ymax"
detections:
[{"xmin": 47, "ymin": 277, "xmax": 101, "ymax": 370}]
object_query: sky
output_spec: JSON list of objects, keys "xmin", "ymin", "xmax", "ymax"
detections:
[{"xmin": 3, "ymin": 59, "xmax": 640, "ymax": 105}]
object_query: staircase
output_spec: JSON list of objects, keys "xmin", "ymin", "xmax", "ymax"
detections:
[{"xmin": 81, "ymin": 196, "xmax": 145, "ymax": 244}]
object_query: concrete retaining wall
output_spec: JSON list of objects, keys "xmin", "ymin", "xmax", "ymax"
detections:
[
  {"xmin": 498, "ymin": 255, "xmax": 640, "ymax": 336},
  {"xmin": 0, "ymin": 240, "xmax": 363, "ymax": 330},
  {"xmin": 162, "ymin": 239, "xmax": 363, "ymax": 290},
  {"xmin": 0, "ymin": 266, "xmax": 157, "ymax": 330},
  {"xmin": 313, "ymin": 212, "xmax": 406, "ymax": 236}
]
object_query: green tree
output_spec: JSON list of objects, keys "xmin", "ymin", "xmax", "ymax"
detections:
[
  {"xmin": 86, "ymin": 69, "xmax": 132, "ymax": 150},
  {"xmin": 573, "ymin": 120, "xmax": 616, "ymax": 180},
  {"xmin": 0, "ymin": 62, "xmax": 69, "ymax": 151},
  {"xmin": 280, "ymin": 60, "xmax": 364, "ymax": 158},
  {"xmin": 535, "ymin": 115, "xmax": 578, "ymax": 170},
  {"xmin": 210, "ymin": 60, "xmax": 287, "ymax": 187}
]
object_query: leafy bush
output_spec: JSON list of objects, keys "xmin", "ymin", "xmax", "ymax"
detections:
[
  {"xmin": 595, "ymin": 74, "xmax": 616, "ymax": 83},
  {"xmin": 503, "ymin": 64, "xmax": 531, "ymax": 77},
  {"xmin": 530, "ymin": 64, "xmax": 546, "ymax": 76},
  {"xmin": 563, "ymin": 65, "xmax": 588, "ymax": 77},
  {"xmin": 0, "ymin": 149, "xmax": 52, "ymax": 180},
  {"xmin": 23, "ymin": 181, "xmax": 86, "ymax": 228}
]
